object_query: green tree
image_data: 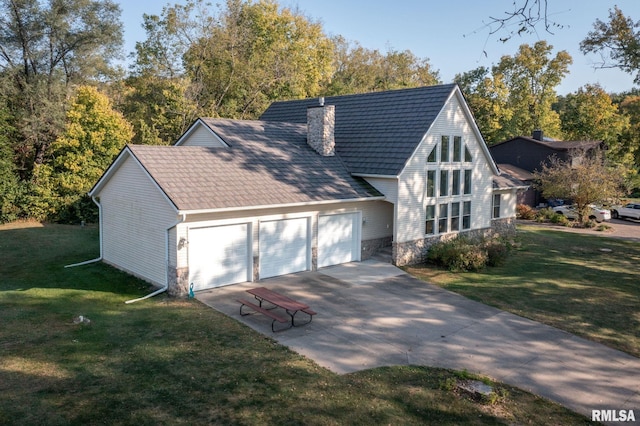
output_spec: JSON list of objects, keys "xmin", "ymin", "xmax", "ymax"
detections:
[
  {"xmin": 131, "ymin": 0, "xmax": 335, "ymax": 120},
  {"xmin": 617, "ymin": 94, "xmax": 640, "ymax": 189},
  {"xmin": 494, "ymin": 41, "xmax": 572, "ymax": 139},
  {"xmin": 32, "ymin": 86, "xmax": 133, "ymax": 222},
  {"xmin": 558, "ymin": 84, "xmax": 633, "ymax": 170},
  {"xmin": 455, "ymin": 67, "xmax": 512, "ymax": 144},
  {"xmin": 0, "ymin": 0, "xmax": 124, "ymax": 177},
  {"xmin": 580, "ymin": 6, "xmax": 640, "ymax": 84},
  {"xmin": 122, "ymin": 75, "xmax": 199, "ymax": 145},
  {"xmin": 533, "ymin": 151, "xmax": 626, "ymax": 224},
  {"xmin": 0, "ymin": 107, "xmax": 24, "ymax": 223},
  {"xmin": 325, "ymin": 37, "xmax": 440, "ymax": 95},
  {"xmin": 185, "ymin": 0, "xmax": 335, "ymax": 118},
  {"xmin": 457, "ymin": 42, "xmax": 571, "ymax": 143}
]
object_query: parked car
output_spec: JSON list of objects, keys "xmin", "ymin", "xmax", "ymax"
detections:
[
  {"xmin": 552, "ymin": 204, "xmax": 611, "ymax": 222},
  {"xmin": 610, "ymin": 203, "xmax": 640, "ymax": 220}
]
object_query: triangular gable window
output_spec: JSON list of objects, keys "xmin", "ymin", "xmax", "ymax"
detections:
[
  {"xmin": 427, "ymin": 145, "xmax": 437, "ymax": 163},
  {"xmin": 464, "ymin": 145, "xmax": 473, "ymax": 162}
]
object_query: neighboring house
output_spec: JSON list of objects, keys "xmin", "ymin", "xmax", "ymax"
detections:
[
  {"xmin": 489, "ymin": 131, "xmax": 604, "ymax": 207},
  {"xmin": 89, "ymin": 84, "xmax": 524, "ymax": 296}
]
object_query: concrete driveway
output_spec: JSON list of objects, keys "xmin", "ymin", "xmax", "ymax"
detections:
[{"xmin": 197, "ymin": 259, "xmax": 640, "ymax": 420}]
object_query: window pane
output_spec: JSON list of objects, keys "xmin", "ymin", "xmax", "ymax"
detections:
[
  {"xmin": 451, "ymin": 202, "xmax": 460, "ymax": 216},
  {"xmin": 463, "ymin": 201, "xmax": 471, "ymax": 229},
  {"xmin": 463, "ymin": 169, "xmax": 471, "ymax": 194},
  {"xmin": 438, "ymin": 203, "xmax": 448, "ymax": 233},
  {"xmin": 464, "ymin": 145, "xmax": 472, "ymax": 162},
  {"xmin": 493, "ymin": 194, "xmax": 501, "ymax": 218},
  {"xmin": 426, "ymin": 205, "xmax": 435, "ymax": 219},
  {"xmin": 451, "ymin": 202, "xmax": 460, "ymax": 231},
  {"xmin": 425, "ymin": 205, "xmax": 435, "ymax": 234},
  {"xmin": 427, "ymin": 170, "xmax": 435, "ymax": 197},
  {"xmin": 453, "ymin": 136, "xmax": 462, "ymax": 162},
  {"xmin": 439, "ymin": 170, "xmax": 448, "ymax": 196},
  {"xmin": 452, "ymin": 170, "xmax": 460, "ymax": 196},
  {"xmin": 441, "ymin": 136, "xmax": 449, "ymax": 162},
  {"xmin": 427, "ymin": 145, "xmax": 437, "ymax": 162}
]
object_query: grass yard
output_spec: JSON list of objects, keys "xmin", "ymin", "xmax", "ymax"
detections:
[
  {"xmin": 0, "ymin": 223, "xmax": 593, "ymax": 425},
  {"xmin": 406, "ymin": 223, "xmax": 640, "ymax": 358}
]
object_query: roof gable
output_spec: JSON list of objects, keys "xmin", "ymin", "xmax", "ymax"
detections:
[
  {"xmin": 175, "ymin": 118, "xmax": 229, "ymax": 147},
  {"xmin": 93, "ymin": 120, "xmax": 383, "ymax": 213},
  {"xmin": 492, "ymin": 136, "xmax": 603, "ymax": 152},
  {"xmin": 260, "ymin": 84, "xmax": 458, "ymax": 175}
]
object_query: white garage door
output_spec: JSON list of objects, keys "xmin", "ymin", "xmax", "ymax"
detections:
[
  {"xmin": 318, "ymin": 213, "xmax": 359, "ymax": 268},
  {"xmin": 188, "ymin": 224, "xmax": 250, "ymax": 291},
  {"xmin": 259, "ymin": 218, "xmax": 309, "ymax": 279}
]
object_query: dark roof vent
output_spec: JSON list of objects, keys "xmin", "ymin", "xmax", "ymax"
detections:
[{"xmin": 532, "ymin": 130, "xmax": 544, "ymax": 141}]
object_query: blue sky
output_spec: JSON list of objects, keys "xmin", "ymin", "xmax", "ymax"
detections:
[{"xmin": 118, "ymin": 0, "xmax": 640, "ymax": 95}]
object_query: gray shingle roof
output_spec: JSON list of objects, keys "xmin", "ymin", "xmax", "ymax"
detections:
[
  {"xmin": 492, "ymin": 136, "xmax": 604, "ymax": 151},
  {"xmin": 127, "ymin": 119, "xmax": 382, "ymax": 212},
  {"xmin": 260, "ymin": 84, "xmax": 457, "ymax": 176}
]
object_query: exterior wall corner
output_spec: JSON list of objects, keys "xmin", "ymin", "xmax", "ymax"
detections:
[{"xmin": 167, "ymin": 266, "xmax": 189, "ymax": 297}]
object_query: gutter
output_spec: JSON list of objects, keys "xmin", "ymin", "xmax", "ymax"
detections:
[
  {"xmin": 64, "ymin": 196, "xmax": 103, "ymax": 268},
  {"xmin": 125, "ymin": 213, "xmax": 187, "ymax": 304}
]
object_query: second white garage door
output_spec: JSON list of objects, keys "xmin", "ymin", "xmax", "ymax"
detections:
[
  {"xmin": 188, "ymin": 223, "xmax": 251, "ymax": 291},
  {"xmin": 318, "ymin": 213, "xmax": 360, "ymax": 268},
  {"xmin": 259, "ymin": 217, "xmax": 310, "ymax": 279}
]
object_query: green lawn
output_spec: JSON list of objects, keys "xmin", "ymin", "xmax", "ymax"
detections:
[
  {"xmin": 406, "ymin": 223, "xmax": 640, "ymax": 358},
  {"xmin": 0, "ymin": 223, "xmax": 593, "ymax": 425}
]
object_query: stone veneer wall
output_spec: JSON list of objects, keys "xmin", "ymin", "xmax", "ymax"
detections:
[
  {"xmin": 168, "ymin": 266, "xmax": 189, "ymax": 297},
  {"xmin": 491, "ymin": 217, "xmax": 517, "ymax": 236},
  {"xmin": 392, "ymin": 218, "xmax": 517, "ymax": 266},
  {"xmin": 361, "ymin": 236, "xmax": 393, "ymax": 260}
]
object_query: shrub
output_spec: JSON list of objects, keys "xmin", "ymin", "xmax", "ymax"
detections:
[
  {"xmin": 484, "ymin": 238, "xmax": 510, "ymax": 267},
  {"xmin": 427, "ymin": 236, "xmax": 488, "ymax": 272},
  {"xmin": 535, "ymin": 207, "xmax": 555, "ymax": 222},
  {"xmin": 549, "ymin": 212, "xmax": 570, "ymax": 225},
  {"xmin": 516, "ymin": 204, "xmax": 536, "ymax": 220}
]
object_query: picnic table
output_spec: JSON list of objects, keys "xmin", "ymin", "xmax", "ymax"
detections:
[{"xmin": 237, "ymin": 287, "xmax": 316, "ymax": 332}]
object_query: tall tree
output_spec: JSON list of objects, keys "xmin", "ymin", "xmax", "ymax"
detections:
[
  {"xmin": 130, "ymin": 0, "xmax": 334, "ymax": 121},
  {"xmin": 494, "ymin": 41, "xmax": 571, "ymax": 139},
  {"xmin": 458, "ymin": 41, "xmax": 571, "ymax": 143},
  {"xmin": 122, "ymin": 75, "xmax": 199, "ymax": 145},
  {"xmin": 185, "ymin": 0, "xmax": 334, "ymax": 118},
  {"xmin": 31, "ymin": 86, "xmax": 133, "ymax": 222},
  {"xmin": 455, "ymin": 67, "xmax": 512, "ymax": 144},
  {"xmin": 0, "ymin": 107, "xmax": 24, "ymax": 223},
  {"xmin": 580, "ymin": 6, "xmax": 640, "ymax": 84},
  {"xmin": 325, "ymin": 37, "xmax": 440, "ymax": 95},
  {"xmin": 558, "ymin": 84, "xmax": 633, "ymax": 169},
  {"xmin": 616, "ymin": 93, "xmax": 640, "ymax": 189},
  {"xmin": 0, "ymin": 0, "xmax": 124, "ymax": 178}
]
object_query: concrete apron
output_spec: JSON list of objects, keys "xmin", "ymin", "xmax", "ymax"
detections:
[{"xmin": 196, "ymin": 259, "xmax": 640, "ymax": 421}]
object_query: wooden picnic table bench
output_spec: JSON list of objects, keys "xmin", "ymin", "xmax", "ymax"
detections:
[{"xmin": 238, "ymin": 287, "xmax": 316, "ymax": 332}]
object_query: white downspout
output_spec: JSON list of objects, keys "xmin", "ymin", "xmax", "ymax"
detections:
[
  {"xmin": 125, "ymin": 213, "xmax": 186, "ymax": 304},
  {"xmin": 64, "ymin": 196, "xmax": 103, "ymax": 268}
]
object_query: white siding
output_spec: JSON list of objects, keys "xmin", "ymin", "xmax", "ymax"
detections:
[
  {"xmin": 364, "ymin": 177, "xmax": 398, "ymax": 204},
  {"xmin": 179, "ymin": 123, "xmax": 227, "ymax": 147},
  {"xmin": 396, "ymin": 93, "xmax": 495, "ymax": 243},
  {"xmin": 494, "ymin": 188, "xmax": 517, "ymax": 219},
  {"xmin": 98, "ymin": 156, "xmax": 178, "ymax": 286}
]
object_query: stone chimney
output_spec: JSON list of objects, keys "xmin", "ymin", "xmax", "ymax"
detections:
[
  {"xmin": 532, "ymin": 129, "xmax": 544, "ymax": 141},
  {"xmin": 307, "ymin": 97, "xmax": 335, "ymax": 156}
]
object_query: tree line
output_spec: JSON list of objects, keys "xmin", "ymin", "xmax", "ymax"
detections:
[{"xmin": 1, "ymin": 0, "xmax": 639, "ymax": 224}]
